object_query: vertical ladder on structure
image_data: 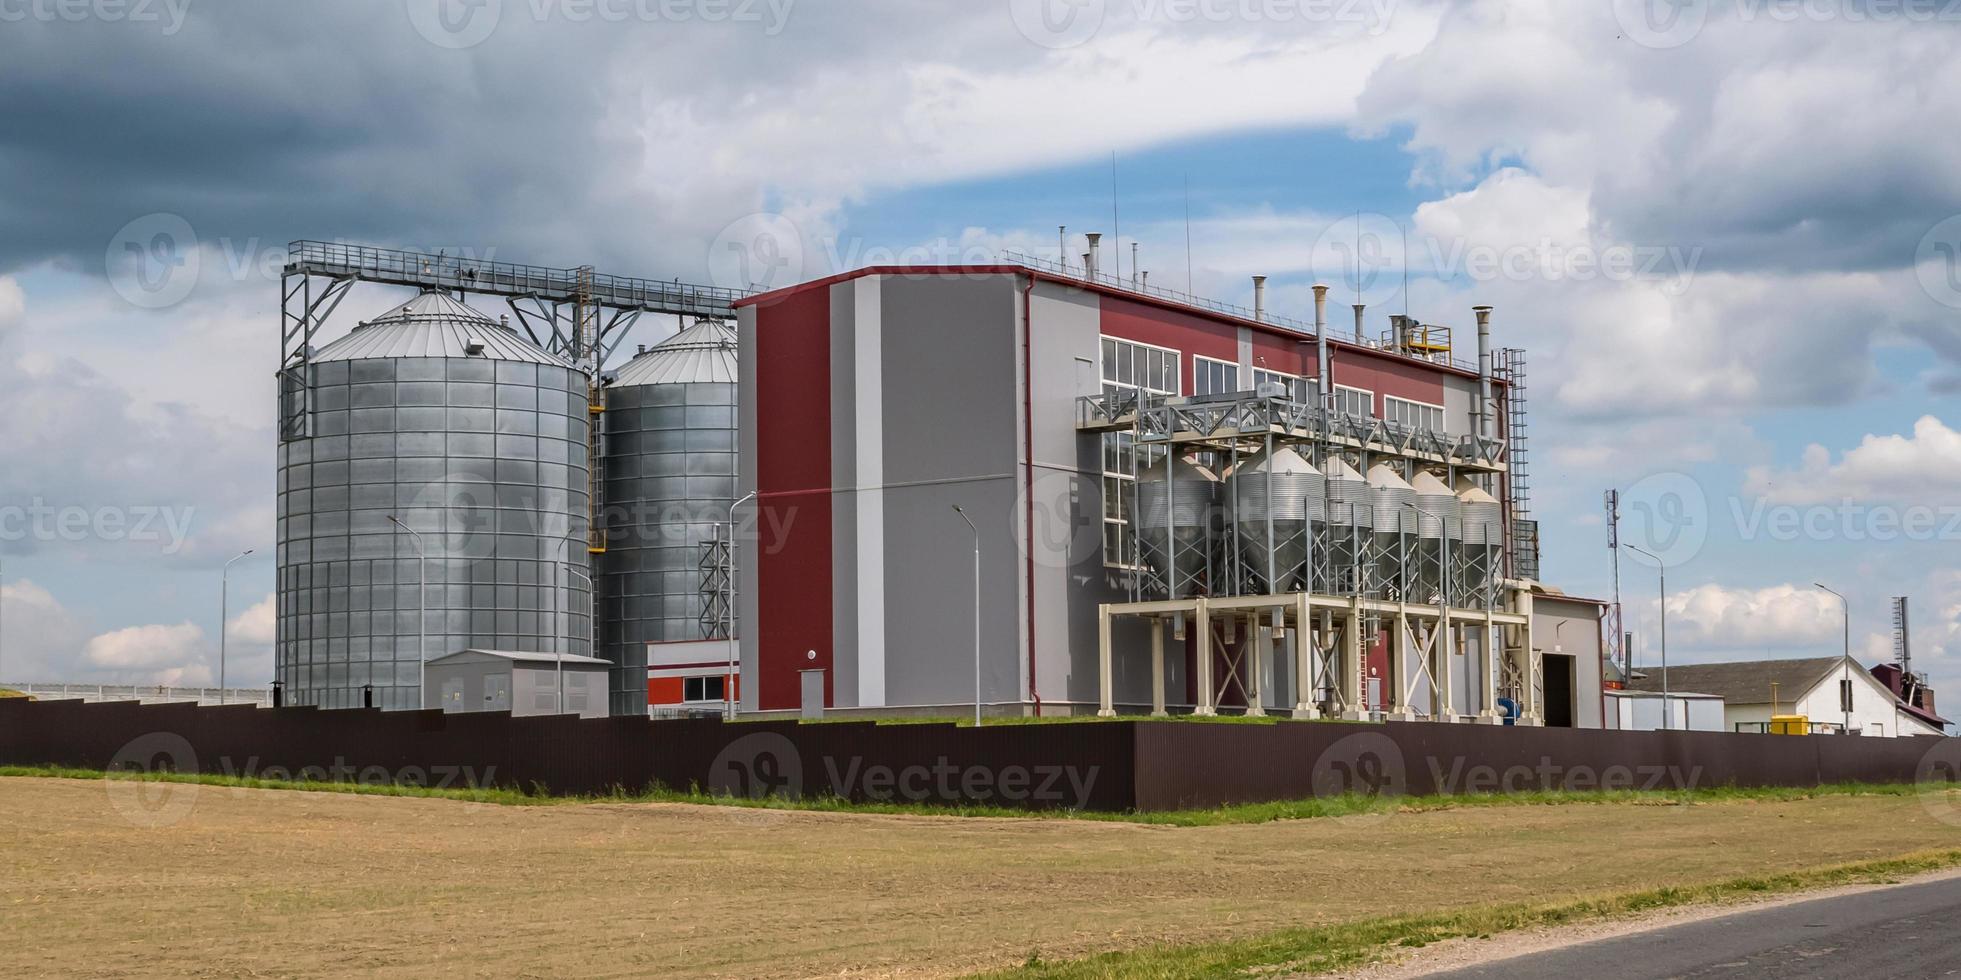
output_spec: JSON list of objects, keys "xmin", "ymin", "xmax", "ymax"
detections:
[
  {"xmin": 577, "ymin": 266, "xmax": 608, "ymax": 556},
  {"xmin": 1498, "ymin": 349, "xmax": 1536, "ymax": 581}
]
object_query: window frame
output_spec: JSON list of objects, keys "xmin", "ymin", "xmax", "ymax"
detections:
[
  {"xmin": 1383, "ymin": 394, "xmax": 1446, "ymax": 434},
  {"xmin": 1333, "ymin": 384, "xmax": 1375, "ymax": 419},
  {"xmin": 1192, "ymin": 355, "xmax": 1241, "ymax": 397},
  {"xmin": 1099, "ymin": 336, "xmax": 1182, "ymax": 570}
]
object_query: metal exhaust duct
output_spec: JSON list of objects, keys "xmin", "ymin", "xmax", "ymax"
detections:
[
  {"xmin": 1085, "ymin": 232, "xmax": 1102, "ymax": 279},
  {"xmin": 1252, "ymin": 276, "xmax": 1267, "ymax": 321},
  {"xmin": 1353, "ymin": 303, "xmax": 1366, "ymax": 342},
  {"xmin": 1474, "ymin": 305, "xmax": 1494, "ymax": 439},
  {"xmin": 1312, "ymin": 284, "xmax": 1331, "ymax": 406},
  {"xmin": 1059, "ymin": 225, "xmax": 1067, "ymax": 270}
]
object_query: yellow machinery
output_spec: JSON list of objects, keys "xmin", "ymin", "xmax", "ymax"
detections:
[{"xmin": 1769, "ymin": 715, "xmax": 1811, "ymax": 735}]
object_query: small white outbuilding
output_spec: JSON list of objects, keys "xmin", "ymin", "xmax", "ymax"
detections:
[{"xmin": 424, "ymin": 649, "xmax": 611, "ymax": 719}]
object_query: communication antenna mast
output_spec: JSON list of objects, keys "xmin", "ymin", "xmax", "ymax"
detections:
[{"xmin": 1606, "ymin": 489, "xmax": 1625, "ymax": 677}]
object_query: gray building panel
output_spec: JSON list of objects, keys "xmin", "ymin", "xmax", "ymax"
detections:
[{"xmin": 867, "ymin": 273, "xmax": 1022, "ymax": 709}]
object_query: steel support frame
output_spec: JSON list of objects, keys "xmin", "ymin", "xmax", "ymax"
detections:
[{"xmin": 1097, "ymin": 592, "xmax": 1526, "ymax": 721}]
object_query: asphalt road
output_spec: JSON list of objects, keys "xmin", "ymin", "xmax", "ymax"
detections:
[{"xmin": 1423, "ymin": 874, "xmax": 1961, "ymax": 979}]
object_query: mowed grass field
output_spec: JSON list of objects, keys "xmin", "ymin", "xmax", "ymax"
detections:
[{"xmin": 3, "ymin": 776, "xmax": 1960, "ymax": 978}]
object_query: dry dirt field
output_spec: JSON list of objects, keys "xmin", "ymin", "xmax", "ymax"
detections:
[{"xmin": 2, "ymin": 777, "xmax": 1958, "ymax": 979}]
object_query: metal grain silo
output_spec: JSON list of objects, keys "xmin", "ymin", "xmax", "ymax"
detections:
[
  {"xmin": 275, "ymin": 290, "xmax": 592, "ymax": 711},
  {"xmin": 1226, "ymin": 447, "xmax": 1320, "ymax": 594},
  {"xmin": 598, "ymin": 319, "xmax": 737, "ymax": 715},
  {"xmin": 1136, "ymin": 455, "xmax": 1220, "ymax": 598}
]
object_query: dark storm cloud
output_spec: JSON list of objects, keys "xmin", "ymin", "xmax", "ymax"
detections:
[{"xmin": 0, "ymin": 0, "xmax": 1038, "ymax": 282}]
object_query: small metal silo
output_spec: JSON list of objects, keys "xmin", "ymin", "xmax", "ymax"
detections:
[
  {"xmin": 599, "ymin": 319, "xmax": 738, "ymax": 715},
  {"xmin": 1227, "ymin": 446, "xmax": 1320, "ymax": 593},
  {"xmin": 1136, "ymin": 455, "xmax": 1220, "ymax": 598}
]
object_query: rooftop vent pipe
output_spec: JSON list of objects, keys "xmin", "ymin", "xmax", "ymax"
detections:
[
  {"xmin": 1059, "ymin": 225, "xmax": 1067, "ymax": 270},
  {"xmin": 1353, "ymin": 303, "xmax": 1366, "ymax": 342},
  {"xmin": 1252, "ymin": 276, "xmax": 1267, "ymax": 321},
  {"xmin": 1085, "ymin": 233, "xmax": 1102, "ymax": 279},
  {"xmin": 1474, "ymin": 305, "xmax": 1494, "ymax": 439},
  {"xmin": 1312, "ymin": 284, "xmax": 1331, "ymax": 406}
]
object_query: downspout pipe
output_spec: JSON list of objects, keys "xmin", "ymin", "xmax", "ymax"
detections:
[
  {"xmin": 1312, "ymin": 284, "xmax": 1331, "ymax": 406},
  {"xmin": 1474, "ymin": 306, "xmax": 1494, "ymax": 440},
  {"xmin": 1021, "ymin": 275, "xmax": 1043, "ymax": 717}
]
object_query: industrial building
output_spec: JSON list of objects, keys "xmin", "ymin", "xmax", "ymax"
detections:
[{"xmin": 732, "ymin": 247, "xmax": 1589, "ymax": 724}]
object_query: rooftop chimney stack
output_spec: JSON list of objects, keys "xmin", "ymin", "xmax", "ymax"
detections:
[
  {"xmin": 1085, "ymin": 232, "xmax": 1102, "ymax": 280},
  {"xmin": 1353, "ymin": 303, "xmax": 1366, "ymax": 342},
  {"xmin": 1474, "ymin": 305, "xmax": 1494, "ymax": 439},
  {"xmin": 1059, "ymin": 225, "xmax": 1067, "ymax": 270},
  {"xmin": 1313, "ymin": 284, "xmax": 1331, "ymax": 406},
  {"xmin": 1252, "ymin": 276, "xmax": 1267, "ymax": 321}
]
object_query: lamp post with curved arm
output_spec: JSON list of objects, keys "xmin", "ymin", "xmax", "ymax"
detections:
[
  {"xmin": 1622, "ymin": 544, "xmax": 1668, "ymax": 729},
  {"xmin": 386, "ymin": 516, "xmax": 426, "ymax": 711}
]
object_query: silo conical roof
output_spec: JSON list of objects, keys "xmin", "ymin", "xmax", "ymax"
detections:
[
  {"xmin": 313, "ymin": 290, "xmax": 570, "ymax": 365},
  {"xmin": 611, "ymin": 319, "xmax": 737, "ymax": 387}
]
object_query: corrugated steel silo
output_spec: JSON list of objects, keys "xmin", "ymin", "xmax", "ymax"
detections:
[
  {"xmin": 275, "ymin": 290, "xmax": 592, "ymax": 710},
  {"xmin": 598, "ymin": 319, "xmax": 738, "ymax": 715}
]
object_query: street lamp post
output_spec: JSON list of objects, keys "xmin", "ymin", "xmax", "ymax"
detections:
[
  {"xmin": 726, "ymin": 490, "xmax": 757, "ymax": 721},
  {"xmin": 952, "ymin": 505, "xmax": 980, "ymax": 728},
  {"xmin": 1622, "ymin": 544, "xmax": 1668, "ymax": 729},
  {"xmin": 220, "ymin": 549, "xmax": 256, "ymax": 704},
  {"xmin": 386, "ymin": 516, "xmax": 426, "ymax": 711},
  {"xmin": 1815, "ymin": 583, "xmax": 1851, "ymax": 735}
]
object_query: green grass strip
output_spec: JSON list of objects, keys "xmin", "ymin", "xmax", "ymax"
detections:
[
  {"xmin": 0, "ymin": 764, "xmax": 1950, "ymax": 827},
  {"xmin": 971, "ymin": 850, "xmax": 1961, "ymax": 979}
]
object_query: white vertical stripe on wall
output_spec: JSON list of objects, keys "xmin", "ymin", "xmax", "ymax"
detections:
[{"xmin": 854, "ymin": 276, "xmax": 887, "ymax": 707}]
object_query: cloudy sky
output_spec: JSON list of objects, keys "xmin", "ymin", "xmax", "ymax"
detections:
[{"xmin": 1, "ymin": 0, "xmax": 1958, "ymax": 711}]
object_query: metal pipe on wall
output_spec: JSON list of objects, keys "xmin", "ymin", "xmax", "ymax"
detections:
[
  {"xmin": 1474, "ymin": 306, "xmax": 1494, "ymax": 440},
  {"xmin": 1312, "ymin": 284, "xmax": 1331, "ymax": 406}
]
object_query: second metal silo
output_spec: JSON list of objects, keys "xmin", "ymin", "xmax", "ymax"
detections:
[
  {"xmin": 275, "ymin": 290, "xmax": 592, "ymax": 711},
  {"xmin": 1367, "ymin": 464, "xmax": 1415, "ymax": 600},
  {"xmin": 1226, "ymin": 446, "xmax": 1320, "ymax": 594},
  {"xmin": 598, "ymin": 319, "xmax": 738, "ymax": 715}
]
